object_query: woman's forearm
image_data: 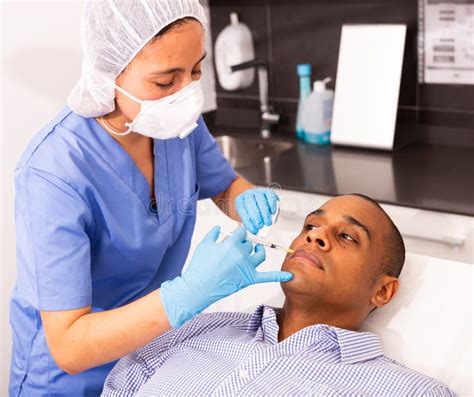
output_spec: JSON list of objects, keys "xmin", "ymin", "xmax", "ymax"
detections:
[{"xmin": 41, "ymin": 289, "xmax": 171, "ymax": 375}]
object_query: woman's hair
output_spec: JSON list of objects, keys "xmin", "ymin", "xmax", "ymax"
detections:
[{"xmin": 153, "ymin": 16, "xmax": 199, "ymax": 40}]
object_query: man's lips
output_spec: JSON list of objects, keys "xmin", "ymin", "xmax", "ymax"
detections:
[{"xmin": 290, "ymin": 249, "xmax": 324, "ymax": 271}]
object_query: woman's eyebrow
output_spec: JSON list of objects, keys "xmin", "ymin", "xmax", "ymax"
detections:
[{"xmin": 150, "ymin": 52, "xmax": 207, "ymax": 75}]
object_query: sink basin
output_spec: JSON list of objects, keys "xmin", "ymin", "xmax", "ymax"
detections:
[{"xmin": 215, "ymin": 135, "xmax": 295, "ymax": 169}]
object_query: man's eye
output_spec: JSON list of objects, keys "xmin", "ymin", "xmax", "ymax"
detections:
[
  {"xmin": 192, "ymin": 70, "xmax": 203, "ymax": 76},
  {"xmin": 340, "ymin": 233, "xmax": 356, "ymax": 243},
  {"xmin": 304, "ymin": 224, "xmax": 317, "ymax": 231}
]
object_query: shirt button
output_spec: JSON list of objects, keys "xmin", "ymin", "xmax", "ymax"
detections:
[{"xmin": 239, "ymin": 369, "xmax": 249, "ymax": 379}]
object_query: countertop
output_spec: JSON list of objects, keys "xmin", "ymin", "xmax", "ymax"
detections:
[{"xmin": 212, "ymin": 129, "xmax": 474, "ymax": 217}]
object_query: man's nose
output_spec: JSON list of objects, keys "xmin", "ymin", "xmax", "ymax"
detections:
[{"xmin": 306, "ymin": 226, "xmax": 331, "ymax": 251}]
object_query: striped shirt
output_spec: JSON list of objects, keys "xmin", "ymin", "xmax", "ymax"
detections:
[{"xmin": 102, "ymin": 305, "xmax": 455, "ymax": 396}]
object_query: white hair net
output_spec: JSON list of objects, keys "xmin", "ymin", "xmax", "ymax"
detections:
[{"xmin": 67, "ymin": 0, "xmax": 207, "ymax": 117}]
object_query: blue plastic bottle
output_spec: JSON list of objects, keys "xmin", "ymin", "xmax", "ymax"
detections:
[
  {"xmin": 302, "ymin": 78, "xmax": 334, "ymax": 145},
  {"xmin": 295, "ymin": 64, "xmax": 312, "ymax": 140}
]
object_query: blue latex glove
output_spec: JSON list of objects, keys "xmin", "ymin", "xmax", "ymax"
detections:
[
  {"xmin": 236, "ymin": 188, "xmax": 279, "ymax": 235},
  {"xmin": 160, "ymin": 226, "xmax": 293, "ymax": 328}
]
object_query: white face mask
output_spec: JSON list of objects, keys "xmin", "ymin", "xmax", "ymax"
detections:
[{"xmin": 107, "ymin": 81, "xmax": 204, "ymax": 140}]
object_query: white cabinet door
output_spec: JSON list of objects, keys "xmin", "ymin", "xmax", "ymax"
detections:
[{"xmin": 381, "ymin": 203, "xmax": 473, "ymax": 264}]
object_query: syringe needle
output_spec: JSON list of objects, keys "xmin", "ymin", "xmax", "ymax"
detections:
[{"xmin": 219, "ymin": 231, "xmax": 294, "ymax": 254}]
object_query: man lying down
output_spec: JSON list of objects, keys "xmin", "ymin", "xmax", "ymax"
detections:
[{"xmin": 102, "ymin": 194, "xmax": 455, "ymax": 396}]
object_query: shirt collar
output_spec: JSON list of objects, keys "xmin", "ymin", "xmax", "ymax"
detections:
[
  {"xmin": 246, "ymin": 304, "xmax": 384, "ymax": 364},
  {"xmin": 334, "ymin": 327, "xmax": 384, "ymax": 364},
  {"xmin": 246, "ymin": 304, "xmax": 273, "ymax": 332}
]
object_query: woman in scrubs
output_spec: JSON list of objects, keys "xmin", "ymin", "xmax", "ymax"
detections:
[{"xmin": 9, "ymin": 1, "xmax": 293, "ymax": 395}]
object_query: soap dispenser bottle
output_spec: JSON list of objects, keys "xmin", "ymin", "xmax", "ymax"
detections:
[
  {"xmin": 302, "ymin": 77, "xmax": 334, "ymax": 145},
  {"xmin": 214, "ymin": 12, "xmax": 255, "ymax": 91},
  {"xmin": 295, "ymin": 64, "xmax": 312, "ymax": 140}
]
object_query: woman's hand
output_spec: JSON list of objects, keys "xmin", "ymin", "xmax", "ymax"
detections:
[
  {"xmin": 236, "ymin": 188, "xmax": 279, "ymax": 234},
  {"xmin": 160, "ymin": 226, "xmax": 293, "ymax": 328}
]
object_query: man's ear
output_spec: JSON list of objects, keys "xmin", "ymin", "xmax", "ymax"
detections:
[{"xmin": 370, "ymin": 276, "xmax": 400, "ymax": 309}]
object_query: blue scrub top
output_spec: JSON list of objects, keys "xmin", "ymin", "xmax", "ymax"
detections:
[{"xmin": 9, "ymin": 107, "xmax": 237, "ymax": 396}]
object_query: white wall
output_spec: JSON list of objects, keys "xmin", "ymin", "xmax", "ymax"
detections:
[
  {"xmin": 0, "ymin": 1, "xmax": 215, "ymax": 395},
  {"xmin": 1, "ymin": 2, "xmax": 83, "ymax": 394}
]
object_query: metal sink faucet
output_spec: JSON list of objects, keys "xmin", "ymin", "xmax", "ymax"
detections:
[{"xmin": 230, "ymin": 59, "xmax": 280, "ymax": 138}]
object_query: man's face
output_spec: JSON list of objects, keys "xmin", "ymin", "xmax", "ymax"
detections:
[{"xmin": 281, "ymin": 195, "xmax": 391, "ymax": 314}]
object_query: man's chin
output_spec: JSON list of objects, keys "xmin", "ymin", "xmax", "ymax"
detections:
[
  {"xmin": 280, "ymin": 259, "xmax": 327, "ymax": 296},
  {"xmin": 280, "ymin": 274, "xmax": 323, "ymax": 301}
]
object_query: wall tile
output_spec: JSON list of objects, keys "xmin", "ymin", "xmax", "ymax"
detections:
[
  {"xmin": 214, "ymin": 96, "xmax": 261, "ymax": 128},
  {"xmin": 418, "ymin": 109, "xmax": 474, "ymax": 129},
  {"xmin": 419, "ymin": 84, "xmax": 474, "ymax": 113},
  {"xmin": 270, "ymin": 0, "xmax": 418, "ymax": 106}
]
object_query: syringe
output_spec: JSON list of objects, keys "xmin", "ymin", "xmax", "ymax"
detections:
[{"xmin": 220, "ymin": 231, "xmax": 294, "ymax": 254}]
